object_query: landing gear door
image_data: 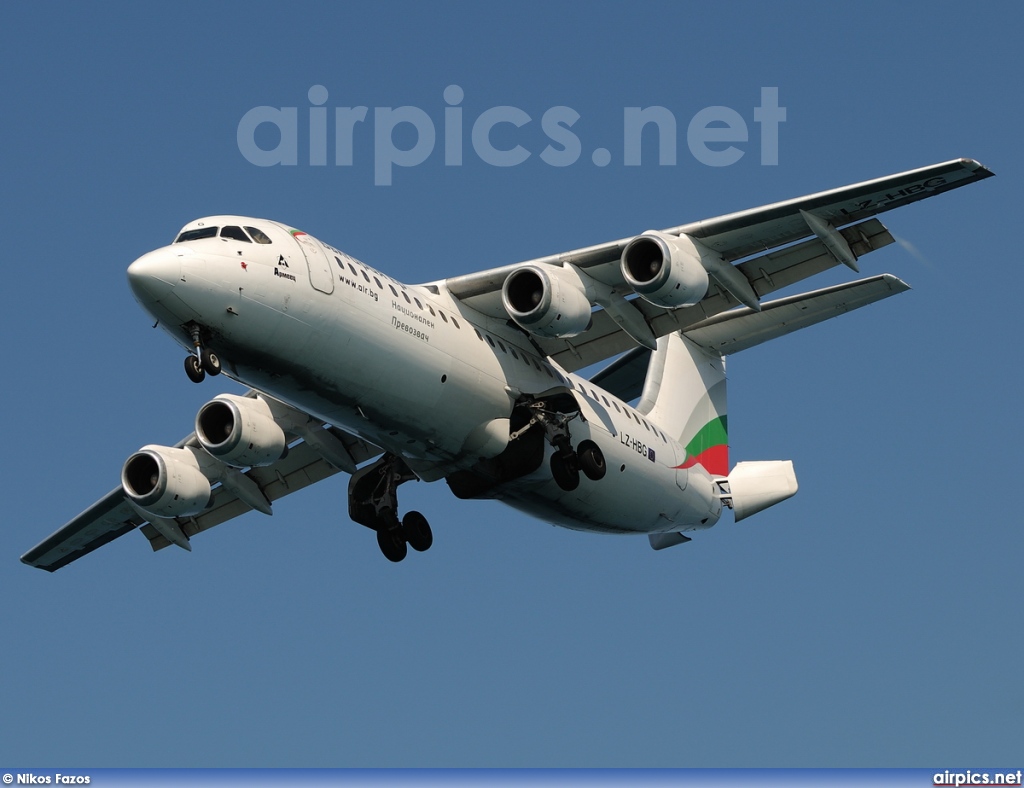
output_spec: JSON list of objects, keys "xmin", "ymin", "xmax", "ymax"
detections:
[{"xmin": 293, "ymin": 231, "xmax": 335, "ymax": 294}]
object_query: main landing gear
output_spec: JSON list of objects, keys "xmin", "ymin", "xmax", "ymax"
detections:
[
  {"xmin": 549, "ymin": 438, "xmax": 606, "ymax": 491},
  {"xmin": 510, "ymin": 396, "xmax": 607, "ymax": 492},
  {"xmin": 183, "ymin": 324, "xmax": 221, "ymax": 383},
  {"xmin": 349, "ymin": 454, "xmax": 433, "ymax": 563}
]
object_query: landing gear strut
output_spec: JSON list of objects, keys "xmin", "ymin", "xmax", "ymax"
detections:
[
  {"xmin": 183, "ymin": 324, "xmax": 221, "ymax": 383},
  {"xmin": 348, "ymin": 454, "xmax": 433, "ymax": 562},
  {"xmin": 510, "ymin": 396, "xmax": 606, "ymax": 492}
]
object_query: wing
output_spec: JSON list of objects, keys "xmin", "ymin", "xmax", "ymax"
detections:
[
  {"xmin": 21, "ymin": 398, "xmax": 382, "ymax": 572},
  {"xmin": 442, "ymin": 158, "xmax": 992, "ymax": 372},
  {"xmin": 590, "ymin": 273, "xmax": 911, "ymax": 404}
]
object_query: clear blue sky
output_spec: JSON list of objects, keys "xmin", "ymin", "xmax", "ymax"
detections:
[{"xmin": 2, "ymin": 0, "xmax": 1020, "ymax": 768}]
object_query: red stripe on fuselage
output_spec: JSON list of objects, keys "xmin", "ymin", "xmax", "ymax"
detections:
[{"xmin": 674, "ymin": 445, "xmax": 729, "ymax": 477}]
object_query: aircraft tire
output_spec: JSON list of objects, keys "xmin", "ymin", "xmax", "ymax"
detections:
[
  {"xmin": 201, "ymin": 348, "xmax": 222, "ymax": 376},
  {"xmin": 403, "ymin": 511, "xmax": 433, "ymax": 552},
  {"xmin": 184, "ymin": 355, "xmax": 206, "ymax": 383},
  {"xmin": 550, "ymin": 452, "xmax": 580, "ymax": 491},
  {"xmin": 577, "ymin": 440, "xmax": 606, "ymax": 481},
  {"xmin": 377, "ymin": 527, "xmax": 408, "ymax": 562}
]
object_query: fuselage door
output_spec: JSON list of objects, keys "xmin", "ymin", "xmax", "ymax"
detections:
[{"xmin": 293, "ymin": 232, "xmax": 335, "ymax": 294}]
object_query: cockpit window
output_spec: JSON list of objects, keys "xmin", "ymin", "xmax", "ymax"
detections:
[
  {"xmin": 245, "ymin": 226, "xmax": 272, "ymax": 244},
  {"xmin": 175, "ymin": 227, "xmax": 218, "ymax": 243},
  {"xmin": 220, "ymin": 225, "xmax": 251, "ymax": 242}
]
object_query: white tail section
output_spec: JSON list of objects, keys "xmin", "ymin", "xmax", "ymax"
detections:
[{"xmin": 638, "ymin": 332, "xmax": 729, "ymax": 477}]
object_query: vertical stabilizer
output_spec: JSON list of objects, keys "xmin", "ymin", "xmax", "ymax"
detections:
[{"xmin": 639, "ymin": 332, "xmax": 728, "ymax": 477}]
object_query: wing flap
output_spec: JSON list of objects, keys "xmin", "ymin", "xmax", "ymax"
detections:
[
  {"xmin": 682, "ymin": 274, "xmax": 910, "ymax": 354},
  {"xmin": 740, "ymin": 218, "xmax": 893, "ymax": 298},
  {"xmin": 586, "ymin": 274, "xmax": 910, "ymax": 405}
]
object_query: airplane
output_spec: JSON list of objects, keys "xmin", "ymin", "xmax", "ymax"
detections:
[{"xmin": 21, "ymin": 159, "xmax": 993, "ymax": 571}]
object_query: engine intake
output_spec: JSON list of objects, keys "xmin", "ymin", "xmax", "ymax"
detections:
[
  {"xmin": 621, "ymin": 231, "xmax": 710, "ymax": 308},
  {"xmin": 122, "ymin": 445, "xmax": 212, "ymax": 519},
  {"xmin": 195, "ymin": 394, "xmax": 287, "ymax": 468},
  {"xmin": 501, "ymin": 265, "xmax": 592, "ymax": 338}
]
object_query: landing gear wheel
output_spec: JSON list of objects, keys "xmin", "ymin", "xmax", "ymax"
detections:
[
  {"xmin": 550, "ymin": 452, "xmax": 580, "ymax": 491},
  {"xmin": 200, "ymin": 348, "xmax": 222, "ymax": 376},
  {"xmin": 577, "ymin": 440, "xmax": 606, "ymax": 481},
  {"xmin": 376, "ymin": 527, "xmax": 408, "ymax": 562},
  {"xmin": 402, "ymin": 511, "xmax": 433, "ymax": 552},
  {"xmin": 184, "ymin": 355, "xmax": 206, "ymax": 383}
]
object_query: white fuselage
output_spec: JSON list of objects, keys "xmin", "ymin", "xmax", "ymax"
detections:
[{"xmin": 127, "ymin": 216, "xmax": 722, "ymax": 536}]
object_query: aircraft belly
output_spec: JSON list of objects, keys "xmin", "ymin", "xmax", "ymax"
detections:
[
  {"xmin": 212, "ymin": 278, "xmax": 514, "ymax": 465},
  {"xmin": 497, "ymin": 419, "xmax": 721, "ymax": 535}
]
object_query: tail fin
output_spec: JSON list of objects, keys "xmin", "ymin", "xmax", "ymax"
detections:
[{"xmin": 639, "ymin": 332, "xmax": 728, "ymax": 477}]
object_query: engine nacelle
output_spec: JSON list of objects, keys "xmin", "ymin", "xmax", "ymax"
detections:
[
  {"xmin": 621, "ymin": 230, "xmax": 710, "ymax": 308},
  {"xmin": 195, "ymin": 394, "xmax": 287, "ymax": 468},
  {"xmin": 501, "ymin": 264, "xmax": 592, "ymax": 338},
  {"xmin": 121, "ymin": 444, "xmax": 213, "ymax": 519}
]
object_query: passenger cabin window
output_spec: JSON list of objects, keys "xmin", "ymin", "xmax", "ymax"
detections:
[
  {"xmin": 245, "ymin": 226, "xmax": 272, "ymax": 244},
  {"xmin": 175, "ymin": 227, "xmax": 218, "ymax": 243},
  {"xmin": 220, "ymin": 226, "xmax": 251, "ymax": 242}
]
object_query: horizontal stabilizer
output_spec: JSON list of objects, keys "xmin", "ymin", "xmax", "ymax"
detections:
[
  {"xmin": 683, "ymin": 273, "xmax": 909, "ymax": 355},
  {"xmin": 590, "ymin": 273, "xmax": 909, "ymax": 401},
  {"xmin": 726, "ymin": 461, "xmax": 799, "ymax": 522}
]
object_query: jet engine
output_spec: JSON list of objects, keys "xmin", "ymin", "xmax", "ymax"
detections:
[
  {"xmin": 620, "ymin": 230, "xmax": 710, "ymax": 308},
  {"xmin": 501, "ymin": 264, "xmax": 592, "ymax": 338},
  {"xmin": 195, "ymin": 393, "xmax": 288, "ymax": 468},
  {"xmin": 121, "ymin": 444, "xmax": 213, "ymax": 519}
]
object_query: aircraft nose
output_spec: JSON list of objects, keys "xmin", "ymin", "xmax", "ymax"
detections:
[{"xmin": 127, "ymin": 249, "xmax": 182, "ymax": 304}]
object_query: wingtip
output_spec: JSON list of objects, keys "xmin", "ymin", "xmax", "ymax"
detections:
[
  {"xmin": 959, "ymin": 157, "xmax": 995, "ymax": 178},
  {"xmin": 879, "ymin": 272, "xmax": 912, "ymax": 293}
]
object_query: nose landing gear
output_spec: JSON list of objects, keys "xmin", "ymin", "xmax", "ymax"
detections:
[
  {"xmin": 183, "ymin": 324, "xmax": 222, "ymax": 383},
  {"xmin": 349, "ymin": 454, "xmax": 433, "ymax": 563}
]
